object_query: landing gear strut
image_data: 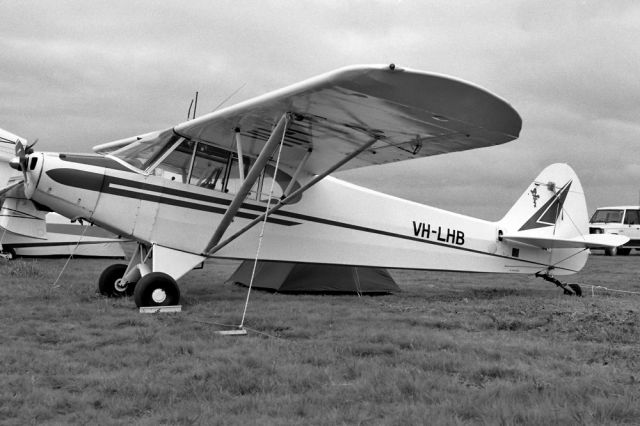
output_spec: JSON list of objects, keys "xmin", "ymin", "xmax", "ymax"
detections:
[
  {"xmin": 535, "ymin": 271, "xmax": 582, "ymax": 296},
  {"xmin": 98, "ymin": 243, "xmax": 149, "ymax": 297},
  {"xmin": 97, "ymin": 243, "xmax": 183, "ymax": 307}
]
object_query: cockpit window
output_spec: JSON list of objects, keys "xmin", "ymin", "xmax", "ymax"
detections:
[
  {"xmin": 150, "ymin": 139, "xmax": 195, "ymax": 183},
  {"xmin": 110, "ymin": 129, "xmax": 181, "ymax": 171},
  {"xmin": 188, "ymin": 143, "xmax": 233, "ymax": 190}
]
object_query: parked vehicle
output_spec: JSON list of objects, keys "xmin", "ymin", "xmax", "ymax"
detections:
[{"xmin": 589, "ymin": 206, "xmax": 640, "ymax": 255}]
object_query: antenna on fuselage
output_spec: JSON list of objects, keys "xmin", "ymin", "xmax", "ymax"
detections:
[
  {"xmin": 189, "ymin": 83, "xmax": 246, "ymax": 120},
  {"xmin": 193, "ymin": 91, "xmax": 198, "ymax": 119},
  {"xmin": 187, "ymin": 91, "xmax": 199, "ymax": 120}
]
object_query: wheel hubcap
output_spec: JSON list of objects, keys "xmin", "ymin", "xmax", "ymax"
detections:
[
  {"xmin": 114, "ymin": 279, "xmax": 127, "ymax": 293},
  {"xmin": 151, "ymin": 288, "xmax": 167, "ymax": 304}
]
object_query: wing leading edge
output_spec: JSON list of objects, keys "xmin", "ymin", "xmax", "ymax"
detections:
[{"xmin": 172, "ymin": 64, "xmax": 522, "ymax": 174}]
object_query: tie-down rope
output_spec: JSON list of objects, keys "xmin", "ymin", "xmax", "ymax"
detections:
[
  {"xmin": 52, "ymin": 221, "xmax": 90, "ymax": 287},
  {"xmin": 589, "ymin": 285, "xmax": 640, "ymax": 297},
  {"xmin": 239, "ymin": 124, "xmax": 288, "ymax": 329}
]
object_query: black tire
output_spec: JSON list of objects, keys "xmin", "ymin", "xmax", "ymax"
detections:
[
  {"xmin": 134, "ymin": 272, "xmax": 180, "ymax": 307},
  {"xmin": 605, "ymin": 247, "xmax": 617, "ymax": 256},
  {"xmin": 5, "ymin": 247, "xmax": 16, "ymax": 260},
  {"xmin": 568, "ymin": 283, "xmax": 582, "ymax": 297},
  {"xmin": 98, "ymin": 264, "xmax": 133, "ymax": 297}
]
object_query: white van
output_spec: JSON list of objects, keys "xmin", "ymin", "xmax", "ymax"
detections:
[{"xmin": 589, "ymin": 206, "xmax": 640, "ymax": 255}]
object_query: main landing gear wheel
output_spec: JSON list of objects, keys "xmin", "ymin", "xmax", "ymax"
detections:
[
  {"xmin": 134, "ymin": 272, "xmax": 180, "ymax": 308},
  {"xmin": 98, "ymin": 264, "xmax": 135, "ymax": 297}
]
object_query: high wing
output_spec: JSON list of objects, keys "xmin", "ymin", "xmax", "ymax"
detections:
[{"xmin": 169, "ymin": 64, "xmax": 522, "ymax": 174}]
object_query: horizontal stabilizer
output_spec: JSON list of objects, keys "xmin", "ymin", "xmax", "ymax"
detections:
[{"xmin": 502, "ymin": 233, "xmax": 630, "ymax": 249}]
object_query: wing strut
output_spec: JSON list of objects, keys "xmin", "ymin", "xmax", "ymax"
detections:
[
  {"xmin": 283, "ymin": 148, "xmax": 312, "ymax": 197},
  {"xmin": 235, "ymin": 128, "xmax": 246, "ymax": 183},
  {"xmin": 204, "ymin": 113, "xmax": 291, "ymax": 252},
  {"xmin": 204, "ymin": 136, "xmax": 381, "ymax": 257}
]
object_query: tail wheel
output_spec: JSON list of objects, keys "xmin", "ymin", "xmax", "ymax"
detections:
[
  {"xmin": 134, "ymin": 272, "xmax": 180, "ymax": 307},
  {"xmin": 98, "ymin": 264, "xmax": 134, "ymax": 297},
  {"xmin": 567, "ymin": 283, "xmax": 582, "ymax": 297}
]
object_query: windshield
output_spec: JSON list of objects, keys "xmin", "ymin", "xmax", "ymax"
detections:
[
  {"xmin": 110, "ymin": 129, "xmax": 181, "ymax": 171},
  {"xmin": 590, "ymin": 209, "xmax": 623, "ymax": 223}
]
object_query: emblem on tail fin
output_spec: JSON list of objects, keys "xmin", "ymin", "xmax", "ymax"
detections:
[
  {"xmin": 518, "ymin": 181, "xmax": 572, "ymax": 231},
  {"xmin": 530, "ymin": 188, "xmax": 540, "ymax": 207}
]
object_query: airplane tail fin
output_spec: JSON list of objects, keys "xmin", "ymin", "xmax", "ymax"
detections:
[
  {"xmin": 497, "ymin": 163, "xmax": 628, "ymax": 275},
  {"xmin": 499, "ymin": 163, "xmax": 588, "ymax": 239}
]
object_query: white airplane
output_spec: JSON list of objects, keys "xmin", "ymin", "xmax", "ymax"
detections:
[
  {"xmin": 0, "ymin": 128, "xmax": 126, "ymax": 259},
  {"xmin": 2, "ymin": 64, "xmax": 627, "ymax": 306}
]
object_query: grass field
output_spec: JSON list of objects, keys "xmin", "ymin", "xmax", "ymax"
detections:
[{"xmin": 1, "ymin": 252, "xmax": 640, "ymax": 425}]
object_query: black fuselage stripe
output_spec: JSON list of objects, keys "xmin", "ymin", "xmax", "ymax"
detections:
[
  {"xmin": 44, "ymin": 169, "xmax": 299, "ymax": 226},
  {"xmin": 106, "ymin": 187, "xmax": 299, "ymax": 227}
]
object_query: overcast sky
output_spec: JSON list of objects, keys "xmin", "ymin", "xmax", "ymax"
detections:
[{"xmin": 2, "ymin": 1, "xmax": 639, "ymax": 220}]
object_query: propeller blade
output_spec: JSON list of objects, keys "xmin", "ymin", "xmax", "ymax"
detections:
[
  {"xmin": 26, "ymin": 138, "xmax": 38, "ymax": 154},
  {"xmin": 15, "ymin": 139, "xmax": 25, "ymax": 157},
  {"xmin": 12, "ymin": 139, "xmax": 29, "ymax": 184}
]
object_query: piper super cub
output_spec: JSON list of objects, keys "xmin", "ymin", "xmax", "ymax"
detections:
[{"xmin": 3, "ymin": 64, "xmax": 627, "ymax": 307}]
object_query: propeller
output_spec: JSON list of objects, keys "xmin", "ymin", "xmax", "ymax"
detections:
[
  {"xmin": 9, "ymin": 138, "xmax": 38, "ymax": 195},
  {"xmin": 10, "ymin": 139, "xmax": 30, "ymax": 183}
]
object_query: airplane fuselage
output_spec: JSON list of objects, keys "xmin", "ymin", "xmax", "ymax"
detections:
[{"xmin": 27, "ymin": 152, "xmax": 587, "ymax": 276}]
